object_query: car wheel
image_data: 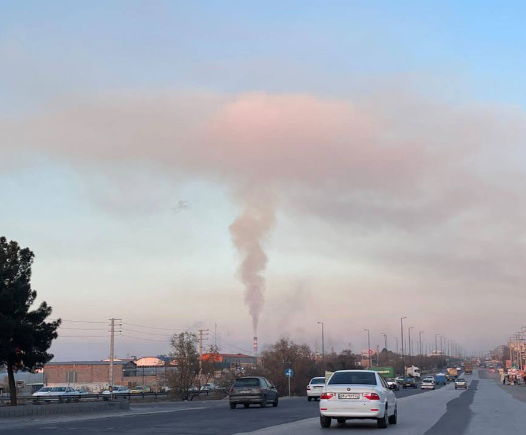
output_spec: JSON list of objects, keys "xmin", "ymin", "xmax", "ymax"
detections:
[
  {"xmin": 320, "ymin": 416, "xmax": 332, "ymax": 428},
  {"xmin": 260, "ymin": 397, "xmax": 267, "ymax": 408},
  {"xmin": 244, "ymin": 403, "xmax": 250, "ymax": 408},
  {"xmin": 388, "ymin": 406, "xmax": 398, "ymax": 425},
  {"xmin": 337, "ymin": 418, "xmax": 346, "ymax": 424},
  {"xmin": 308, "ymin": 397, "xmax": 312, "ymax": 401},
  {"xmin": 273, "ymin": 396, "xmax": 279, "ymax": 407},
  {"xmin": 230, "ymin": 402, "xmax": 236, "ymax": 409},
  {"xmin": 377, "ymin": 407, "xmax": 389, "ymax": 428}
]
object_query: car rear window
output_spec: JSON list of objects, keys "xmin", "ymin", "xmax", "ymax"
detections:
[
  {"xmin": 234, "ymin": 378, "xmax": 260, "ymax": 387},
  {"xmin": 310, "ymin": 378, "xmax": 325, "ymax": 385},
  {"xmin": 328, "ymin": 372, "xmax": 377, "ymax": 385},
  {"xmin": 52, "ymin": 387, "xmax": 66, "ymax": 392}
]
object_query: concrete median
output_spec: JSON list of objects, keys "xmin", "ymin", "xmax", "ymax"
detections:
[{"xmin": 0, "ymin": 400, "xmax": 129, "ymax": 418}]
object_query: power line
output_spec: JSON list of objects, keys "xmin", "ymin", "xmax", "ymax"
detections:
[
  {"xmin": 120, "ymin": 334, "xmax": 168, "ymax": 343},
  {"xmin": 51, "ymin": 319, "xmax": 108, "ymax": 324},
  {"xmin": 121, "ymin": 328, "xmax": 172, "ymax": 337},
  {"xmin": 59, "ymin": 335, "xmax": 107, "ymax": 338},
  {"xmin": 59, "ymin": 327, "xmax": 107, "ymax": 331},
  {"xmin": 122, "ymin": 322, "xmax": 180, "ymax": 331}
]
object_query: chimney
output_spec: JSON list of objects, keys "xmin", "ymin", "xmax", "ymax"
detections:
[{"xmin": 253, "ymin": 336, "xmax": 258, "ymax": 356}]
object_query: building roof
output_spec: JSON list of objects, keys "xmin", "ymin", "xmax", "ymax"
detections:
[{"xmin": 45, "ymin": 360, "xmax": 134, "ymax": 366}]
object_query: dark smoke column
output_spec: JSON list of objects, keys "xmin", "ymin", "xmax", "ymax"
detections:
[{"xmin": 229, "ymin": 197, "xmax": 275, "ymax": 336}]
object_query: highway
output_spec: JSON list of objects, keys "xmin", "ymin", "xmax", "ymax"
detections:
[{"xmin": 0, "ymin": 371, "xmax": 523, "ymax": 434}]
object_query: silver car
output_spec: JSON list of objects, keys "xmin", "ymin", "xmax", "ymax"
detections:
[{"xmin": 455, "ymin": 378, "xmax": 468, "ymax": 389}]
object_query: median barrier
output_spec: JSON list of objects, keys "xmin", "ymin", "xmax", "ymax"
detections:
[{"xmin": 0, "ymin": 400, "xmax": 129, "ymax": 418}]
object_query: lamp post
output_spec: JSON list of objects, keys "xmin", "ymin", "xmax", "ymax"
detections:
[
  {"xmin": 408, "ymin": 327, "xmax": 414, "ymax": 365},
  {"xmin": 419, "ymin": 331, "xmax": 424, "ymax": 367},
  {"xmin": 435, "ymin": 334, "xmax": 439, "ymax": 358},
  {"xmin": 401, "ymin": 317, "xmax": 407, "ymax": 374},
  {"xmin": 317, "ymin": 322, "xmax": 325, "ymax": 372},
  {"xmin": 394, "ymin": 337, "xmax": 399, "ymax": 355},
  {"xmin": 364, "ymin": 329, "xmax": 371, "ymax": 368}
]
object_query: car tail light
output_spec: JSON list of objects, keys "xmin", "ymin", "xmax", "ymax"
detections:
[
  {"xmin": 307, "ymin": 386, "xmax": 311, "ymax": 390},
  {"xmin": 320, "ymin": 392, "xmax": 334, "ymax": 400},
  {"xmin": 230, "ymin": 387, "xmax": 235, "ymax": 394},
  {"xmin": 363, "ymin": 392, "xmax": 380, "ymax": 400}
]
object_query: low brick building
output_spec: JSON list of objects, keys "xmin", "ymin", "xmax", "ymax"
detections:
[{"xmin": 44, "ymin": 360, "xmax": 136, "ymax": 392}]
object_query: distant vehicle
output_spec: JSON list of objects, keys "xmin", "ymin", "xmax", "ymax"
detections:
[
  {"xmin": 405, "ymin": 366, "xmax": 421, "ymax": 379},
  {"xmin": 395, "ymin": 376, "xmax": 404, "ymax": 384},
  {"xmin": 385, "ymin": 378, "xmax": 399, "ymax": 391},
  {"xmin": 435, "ymin": 373, "xmax": 447, "ymax": 385},
  {"xmin": 455, "ymin": 378, "xmax": 468, "ymax": 389},
  {"xmin": 456, "ymin": 366, "xmax": 462, "ymax": 372},
  {"xmin": 102, "ymin": 386, "xmax": 130, "ymax": 400},
  {"xmin": 130, "ymin": 385, "xmax": 151, "ymax": 394},
  {"xmin": 421, "ymin": 378, "xmax": 435, "ymax": 390},
  {"xmin": 229, "ymin": 377, "xmax": 278, "ymax": 409},
  {"xmin": 75, "ymin": 388, "xmax": 89, "ymax": 395},
  {"xmin": 447, "ymin": 367, "xmax": 458, "ymax": 378},
  {"xmin": 319, "ymin": 370, "xmax": 397, "ymax": 428},
  {"xmin": 402, "ymin": 377, "xmax": 417, "ymax": 389},
  {"xmin": 307, "ymin": 377, "xmax": 326, "ymax": 401},
  {"xmin": 464, "ymin": 363, "xmax": 473, "ymax": 375},
  {"xmin": 32, "ymin": 387, "xmax": 53, "ymax": 397},
  {"xmin": 368, "ymin": 366, "xmax": 395, "ymax": 379}
]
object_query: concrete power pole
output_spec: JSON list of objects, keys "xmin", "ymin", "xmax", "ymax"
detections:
[
  {"xmin": 108, "ymin": 318, "xmax": 122, "ymax": 391},
  {"xmin": 198, "ymin": 329, "xmax": 209, "ymax": 375}
]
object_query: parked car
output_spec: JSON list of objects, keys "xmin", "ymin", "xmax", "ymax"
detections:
[
  {"xmin": 229, "ymin": 377, "xmax": 278, "ymax": 409},
  {"xmin": 102, "ymin": 385, "xmax": 130, "ymax": 400},
  {"xmin": 319, "ymin": 370, "xmax": 397, "ymax": 428},
  {"xmin": 402, "ymin": 377, "xmax": 417, "ymax": 389},
  {"xmin": 455, "ymin": 378, "xmax": 468, "ymax": 390},
  {"xmin": 32, "ymin": 386, "xmax": 81, "ymax": 402},
  {"xmin": 385, "ymin": 378, "xmax": 399, "ymax": 391},
  {"xmin": 307, "ymin": 377, "xmax": 326, "ymax": 400},
  {"xmin": 130, "ymin": 385, "xmax": 151, "ymax": 394},
  {"xmin": 32, "ymin": 387, "xmax": 53, "ymax": 397},
  {"xmin": 201, "ymin": 383, "xmax": 218, "ymax": 391}
]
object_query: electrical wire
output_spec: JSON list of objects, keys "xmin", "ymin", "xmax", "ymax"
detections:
[
  {"xmin": 51, "ymin": 319, "xmax": 108, "ymax": 324},
  {"xmin": 59, "ymin": 335, "xmax": 107, "ymax": 338},
  {"xmin": 120, "ymin": 334, "xmax": 168, "ymax": 343},
  {"xmin": 122, "ymin": 322, "xmax": 180, "ymax": 331},
  {"xmin": 59, "ymin": 327, "xmax": 107, "ymax": 331},
  {"xmin": 121, "ymin": 328, "xmax": 172, "ymax": 337}
]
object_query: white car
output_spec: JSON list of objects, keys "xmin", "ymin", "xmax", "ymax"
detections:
[
  {"xmin": 32, "ymin": 386, "xmax": 81, "ymax": 402},
  {"xmin": 421, "ymin": 377, "xmax": 436, "ymax": 390},
  {"xmin": 32, "ymin": 387, "xmax": 54, "ymax": 397},
  {"xmin": 319, "ymin": 370, "xmax": 397, "ymax": 428},
  {"xmin": 102, "ymin": 385, "xmax": 130, "ymax": 399},
  {"xmin": 307, "ymin": 377, "xmax": 326, "ymax": 401}
]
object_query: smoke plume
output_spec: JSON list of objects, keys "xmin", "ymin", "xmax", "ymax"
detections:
[{"xmin": 229, "ymin": 192, "xmax": 275, "ymax": 334}]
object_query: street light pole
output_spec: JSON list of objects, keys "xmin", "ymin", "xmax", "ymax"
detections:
[
  {"xmin": 364, "ymin": 329, "xmax": 371, "ymax": 368},
  {"xmin": 401, "ymin": 317, "xmax": 407, "ymax": 375},
  {"xmin": 317, "ymin": 322, "xmax": 325, "ymax": 373},
  {"xmin": 408, "ymin": 327, "xmax": 414, "ymax": 365},
  {"xmin": 435, "ymin": 334, "xmax": 439, "ymax": 358},
  {"xmin": 394, "ymin": 337, "xmax": 399, "ymax": 355}
]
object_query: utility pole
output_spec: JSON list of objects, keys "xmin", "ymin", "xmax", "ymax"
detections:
[
  {"xmin": 435, "ymin": 334, "xmax": 439, "ymax": 358},
  {"xmin": 394, "ymin": 337, "xmax": 398, "ymax": 355},
  {"xmin": 365, "ymin": 329, "xmax": 371, "ymax": 368},
  {"xmin": 318, "ymin": 322, "xmax": 325, "ymax": 373},
  {"xmin": 108, "ymin": 318, "xmax": 122, "ymax": 392},
  {"xmin": 419, "ymin": 331, "xmax": 423, "ymax": 367},
  {"xmin": 408, "ymin": 327, "xmax": 414, "ymax": 365},
  {"xmin": 198, "ymin": 329, "xmax": 209, "ymax": 375},
  {"xmin": 401, "ymin": 317, "xmax": 407, "ymax": 374},
  {"xmin": 381, "ymin": 333, "xmax": 387, "ymax": 351}
]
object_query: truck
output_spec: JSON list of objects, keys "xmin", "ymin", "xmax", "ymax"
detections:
[
  {"xmin": 368, "ymin": 366, "xmax": 395, "ymax": 379},
  {"xmin": 447, "ymin": 367, "xmax": 458, "ymax": 379},
  {"xmin": 464, "ymin": 362, "xmax": 473, "ymax": 375},
  {"xmin": 405, "ymin": 366, "xmax": 421, "ymax": 379}
]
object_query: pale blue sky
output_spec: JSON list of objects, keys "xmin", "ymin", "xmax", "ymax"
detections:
[{"xmin": 1, "ymin": 1, "xmax": 526, "ymax": 360}]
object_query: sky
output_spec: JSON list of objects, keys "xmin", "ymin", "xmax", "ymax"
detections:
[{"xmin": 2, "ymin": 0, "xmax": 526, "ymax": 361}]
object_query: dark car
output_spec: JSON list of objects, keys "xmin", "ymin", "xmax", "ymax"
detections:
[
  {"xmin": 402, "ymin": 377, "xmax": 417, "ymax": 389},
  {"xmin": 445, "ymin": 374, "xmax": 456, "ymax": 382},
  {"xmin": 229, "ymin": 377, "xmax": 279, "ymax": 409}
]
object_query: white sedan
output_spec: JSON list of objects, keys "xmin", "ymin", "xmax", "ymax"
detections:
[
  {"xmin": 319, "ymin": 370, "xmax": 397, "ymax": 428},
  {"xmin": 307, "ymin": 377, "xmax": 326, "ymax": 401}
]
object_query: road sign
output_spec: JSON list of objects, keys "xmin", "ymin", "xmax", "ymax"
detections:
[{"xmin": 285, "ymin": 368, "xmax": 294, "ymax": 377}]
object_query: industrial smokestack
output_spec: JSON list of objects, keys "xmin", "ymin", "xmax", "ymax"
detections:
[{"xmin": 253, "ymin": 336, "xmax": 258, "ymax": 356}]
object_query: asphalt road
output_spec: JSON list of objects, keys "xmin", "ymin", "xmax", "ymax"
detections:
[{"xmin": 1, "ymin": 371, "xmax": 518, "ymax": 435}]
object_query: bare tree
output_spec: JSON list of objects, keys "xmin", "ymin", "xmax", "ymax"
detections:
[{"xmin": 167, "ymin": 332, "xmax": 199, "ymax": 400}]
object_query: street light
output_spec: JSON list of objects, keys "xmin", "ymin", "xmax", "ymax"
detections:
[
  {"xmin": 408, "ymin": 327, "xmax": 414, "ymax": 365},
  {"xmin": 394, "ymin": 337, "xmax": 399, "ymax": 355},
  {"xmin": 435, "ymin": 334, "xmax": 439, "ymax": 357},
  {"xmin": 419, "ymin": 331, "xmax": 424, "ymax": 366},
  {"xmin": 364, "ymin": 329, "xmax": 371, "ymax": 368},
  {"xmin": 317, "ymin": 322, "xmax": 325, "ymax": 372},
  {"xmin": 401, "ymin": 317, "xmax": 407, "ymax": 373},
  {"xmin": 381, "ymin": 333, "xmax": 388, "ymax": 351}
]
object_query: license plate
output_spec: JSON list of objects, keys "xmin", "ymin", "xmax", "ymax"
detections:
[
  {"xmin": 239, "ymin": 390, "xmax": 250, "ymax": 394},
  {"xmin": 338, "ymin": 393, "xmax": 360, "ymax": 399}
]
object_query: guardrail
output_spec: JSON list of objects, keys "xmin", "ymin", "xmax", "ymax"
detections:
[{"xmin": 0, "ymin": 389, "xmax": 225, "ymax": 406}]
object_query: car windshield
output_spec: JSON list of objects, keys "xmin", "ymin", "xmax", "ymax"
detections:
[
  {"xmin": 234, "ymin": 378, "xmax": 260, "ymax": 387},
  {"xmin": 457, "ymin": 379, "xmax": 466, "ymax": 382},
  {"xmin": 38, "ymin": 387, "xmax": 52, "ymax": 392},
  {"xmin": 328, "ymin": 372, "xmax": 377, "ymax": 385},
  {"xmin": 310, "ymin": 378, "xmax": 325, "ymax": 385}
]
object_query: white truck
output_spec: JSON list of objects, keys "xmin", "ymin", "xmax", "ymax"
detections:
[{"xmin": 405, "ymin": 365, "xmax": 421, "ymax": 379}]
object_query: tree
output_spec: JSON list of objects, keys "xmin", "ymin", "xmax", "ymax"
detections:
[
  {"xmin": 0, "ymin": 237, "xmax": 61, "ymax": 405},
  {"xmin": 167, "ymin": 332, "xmax": 200, "ymax": 400}
]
